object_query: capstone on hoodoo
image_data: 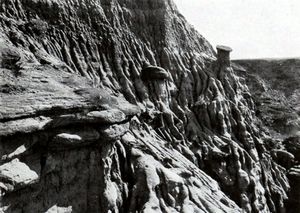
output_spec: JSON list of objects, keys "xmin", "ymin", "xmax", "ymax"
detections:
[{"xmin": 140, "ymin": 62, "xmax": 170, "ymax": 81}]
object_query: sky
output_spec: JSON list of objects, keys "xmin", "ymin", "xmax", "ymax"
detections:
[{"xmin": 173, "ymin": 0, "xmax": 300, "ymax": 59}]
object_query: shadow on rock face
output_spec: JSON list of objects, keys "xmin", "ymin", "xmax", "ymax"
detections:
[{"xmin": 141, "ymin": 65, "xmax": 170, "ymax": 82}]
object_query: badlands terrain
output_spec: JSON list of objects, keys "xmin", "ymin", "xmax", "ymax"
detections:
[{"xmin": 0, "ymin": 0, "xmax": 299, "ymax": 212}]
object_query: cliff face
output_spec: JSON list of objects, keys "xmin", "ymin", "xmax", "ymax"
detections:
[
  {"xmin": 0, "ymin": 0, "xmax": 290, "ymax": 212},
  {"xmin": 233, "ymin": 58, "xmax": 300, "ymax": 212}
]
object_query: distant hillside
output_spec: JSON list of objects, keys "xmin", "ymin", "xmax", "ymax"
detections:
[{"xmin": 233, "ymin": 58, "xmax": 300, "ymax": 138}]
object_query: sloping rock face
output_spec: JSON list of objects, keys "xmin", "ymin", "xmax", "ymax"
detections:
[
  {"xmin": 233, "ymin": 59, "xmax": 300, "ymax": 212},
  {"xmin": 0, "ymin": 0, "xmax": 290, "ymax": 212}
]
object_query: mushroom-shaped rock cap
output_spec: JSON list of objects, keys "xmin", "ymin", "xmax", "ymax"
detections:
[
  {"xmin": 216, "ymin": 45, "xmax": 232, "ymax": 52},
  {"xmin": 141, "ymin": 64, "xmax": 169, "ymax": 81}
]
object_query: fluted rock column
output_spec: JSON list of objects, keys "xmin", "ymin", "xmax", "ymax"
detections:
[
  {"xmin": 140, "ymin": 62, "xmax": 171, "ymax": 105},
  {"xmin": 140, "ymin": 63, "xmax": 184, "ymax": 142},
  {"xmin": 216, "ymin": 45, "xmax": 233, "ymax": 82},
  {"xmin": 217, "ymin": 45, "xmax": 232, "ymax": 67}
]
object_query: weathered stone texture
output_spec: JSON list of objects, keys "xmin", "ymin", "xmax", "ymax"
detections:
[{"xmin": 0, "ymin": 0, "xmax": 292, "ymax": 212}]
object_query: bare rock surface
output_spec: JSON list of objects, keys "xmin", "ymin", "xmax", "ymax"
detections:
[
  {"xmin": 0, "ymin": 0, "xmax": 293, "ymax": 212},
  {"xmin": 287, "ymin": 165, "xmax": 300, "ymax": 212},
  {"xmin": 234, "ymin": 59, "xmax": 300, "ymax": 212},
  {"xmin": 45, "ymin": 205, "xmax": 72, "ymax": 213},
  {"xmin": 284, "ymin": 136, "xmax": 300, "ymax": 162},
  {"xmin": 87, "ymin": 109, "xmax": 126, "ymax": 124},
  {"xmin": 0, "ymin": 159, "xmax": 39, "ymax": 192}
]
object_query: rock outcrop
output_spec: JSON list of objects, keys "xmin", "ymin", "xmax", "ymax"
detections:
[
  {"xmin": 233, "ymin": 58, "xmax": 300, "ymax": 212},
  {"xmin": 287, "ymin": 165, "xmax": 300, "ymax": 212},
  {"xmin": 0, "ymin": 0, "xmax": 292, "ymax": 212}
]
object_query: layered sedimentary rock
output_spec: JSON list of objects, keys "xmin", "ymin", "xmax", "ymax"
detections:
[{"xmin": 0, "ymin": 0, "xmax": 291, "ymax": 212}]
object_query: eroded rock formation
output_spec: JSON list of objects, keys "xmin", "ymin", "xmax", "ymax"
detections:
[
  {"xmin": 233, "ymin": 58, "xmax": 300, "ymax": 213},
  {"xmin": 0, "ymin": 0, "xmax": 292, "ymax": 212}
]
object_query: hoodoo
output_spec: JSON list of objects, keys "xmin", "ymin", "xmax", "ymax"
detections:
[
  {"xmin": 140, "ymin": 62, "xmax": 171, "ymax": 104},
  {"xmin": 216, "ymin": 45, "xmax": 232, "ymax": 67}
]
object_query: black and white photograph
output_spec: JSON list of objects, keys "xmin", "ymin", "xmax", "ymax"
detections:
[{"xmin": 0, "ymin": 0, "xmax": 299, "ymax": 212}]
